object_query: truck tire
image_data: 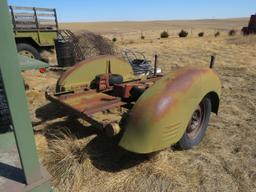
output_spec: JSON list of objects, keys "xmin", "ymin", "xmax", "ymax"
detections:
[
  {"xmin": 0, "ymin": 88, "xmax": 11, "ymax": 132},
  {"xmin": 17, "ymin": 43, "xmax": 41, "ymax": 60},
  {"xmin": 177, "ymin": 97, "xmax": 212, "ymax": 150},
  {"xmin": 109, "ymin": 74, "xmax": 123, "ymax": 85}
]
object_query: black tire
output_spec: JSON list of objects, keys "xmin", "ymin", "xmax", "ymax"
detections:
[
  {"xmin": 17, "ymin": 43, "xmax": 41, "ymax": 60},
  {"xmin": 177, "ymin": 97, "xmax": 212, "ymax": 150},
  {"xmin": 91, "ymin": 74, "xmax": 124, "ymax": 89},
  {"xmin": 130, "ymin": 86, "xmax": 144, "ymax": 100},
  {"xmin": 0, "ymin": 89, "xmax": 11, "ymax": 132},
  {"xmin": 109, "ymin": 74, "xmax": 123, "ymax": 85}
]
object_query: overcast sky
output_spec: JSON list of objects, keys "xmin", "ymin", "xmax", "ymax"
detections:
[{"xmin": 8, "ymin": 0, "xmax": 256, "ymax": 22}]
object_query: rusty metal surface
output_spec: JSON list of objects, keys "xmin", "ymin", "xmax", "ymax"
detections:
[
  {"xmin": 59, "ymin": 91, "xmax": 124, "ymax": 115},
  {"xmin": 48, "ymin": 57, "xmax": 221, "ymax": 154},
  {"xmin": 187, "ymin": 104, "xmax": 204, "ymax": 140},
  {"xmin": 46, "ymin": 90, "xmax": 126, "ymax": 129},
  {"xmin": 56, "ymin": 55, "xmax": 136, "ymax": 92},
  {"xmin": 47, "ymin": 75, "xmax": 160, "ymax": 131},
  {"xmin": 119, "ymin": 67, "xmax": 221, "ymax": 153}
]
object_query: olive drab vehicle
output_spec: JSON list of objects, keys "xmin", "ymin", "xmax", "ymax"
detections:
[
  {"xmin": 10, "ymin": 5, "xmax": 58, "ymax": 60},
  {"xmin": 47, "ymin": 54, "xmax": 221, "ymax": 154},
  {"xmin": 10, "ymin": 6, "xmax": 85, "ymax": 67}
]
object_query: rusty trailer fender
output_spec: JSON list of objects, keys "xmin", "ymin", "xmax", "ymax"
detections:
[{"xmin": 119, "ymin": 67, "xmax": 221, "ymax": 154}]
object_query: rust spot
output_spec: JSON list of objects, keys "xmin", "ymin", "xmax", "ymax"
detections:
[
  {"xmin": 129, "ymin": 68, "xmax": 211, "ymax": 125},
  {"xmin": 164, "ymin": 68, "xmax": 208, "ymax": 93},
  {"xmin": 154, "ymin": 68, "xmax": 211, "ymax": 117}
]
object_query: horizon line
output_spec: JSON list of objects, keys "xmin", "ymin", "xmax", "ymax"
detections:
[{"xmin": 59, "ymin": 16, "xmax": 249, "ymax": 23}]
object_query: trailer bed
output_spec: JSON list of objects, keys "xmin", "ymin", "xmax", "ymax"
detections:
[
  {"xmin": 46, "ymin": 89, "xmax": 126, "ymax": 128},
  {"xmin": 46, "ymin": 75, "xmax": 161, "ymax": 131}
]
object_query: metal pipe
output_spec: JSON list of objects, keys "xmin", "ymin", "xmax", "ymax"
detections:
[
  {"xmin": 54, "ymin": 8, "xmax": 59, "ymax": 30},
  {"xmin": 210, "ymin": 55, "xmax": 216, "ymax": 69},
  {"xmin": 154, "ymin": 54, "xmax": 158, "ymax": 76},
  {"xmin": 33, "ymin": 7, "xmax": 41, "ymax": 43},
  {"xmin": 9, "ymin": 6, "xmax": 16, "ymax": 32},
  {"xmin": 106, "ymin": 60, "xmax": 111, "ymax": 74}
]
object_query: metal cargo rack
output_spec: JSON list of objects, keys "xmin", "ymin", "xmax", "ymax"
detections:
[{"xmin": 9, "ymin": 5, "xmax": 59, "ymax": 31}]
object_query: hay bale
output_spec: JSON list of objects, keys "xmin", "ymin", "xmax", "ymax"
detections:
[
  {"xmin": 229, "ymin": 30, "xmax": 236, "ymax": 36},
  {"xmin": 198, "ymin": 32, "xmax": 204, "ymax": 37},
  {"xmin": 178, "ymin": 30, "xmax": 188, "ymax": 38},
  {"xmin": 215, "ymin": 32, "xmax": 220, "ymax": 37},
  {"xmin": 74, "ymin": 31, "xmax": 117, "ymax": 58},
  {"xmin": 160, "ymin": 31, "xmax": 169, "ymax": 38}
]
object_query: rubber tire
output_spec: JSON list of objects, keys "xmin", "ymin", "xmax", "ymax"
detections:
[
  {"xmin": 109, "ymin": 74, "xmax": 123, "ymax": 85},
  {"xmin": 0, "ymin": 89, "xmax": 11, "ymax": 132},
  {"xmin": 17, "ymin": 43, "xmax": 41, "ymax": 60},
  {"xmin": 177, "ymin": 97, "xmax": 212, "ymax": 150},
  {"xmin": 130, "ymin": 86, "xmax": 144, "ymax": 100}
]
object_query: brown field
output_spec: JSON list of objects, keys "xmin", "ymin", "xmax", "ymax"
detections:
[
  {"xmin": 60, "ymin": 18, "xmax": 248, "ymax": 33},
  {"xmin": 23, "ymin": 18, "xmax": 256, "ymax": 192}
]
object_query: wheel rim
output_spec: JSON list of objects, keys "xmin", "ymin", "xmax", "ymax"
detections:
[
  {"xmin": 18, "ymin": 50, "xmax": 35, "ymax": 58},
  {"xmin": 186, "ymin": 103, "xmax": 205, "ymax": 139}
]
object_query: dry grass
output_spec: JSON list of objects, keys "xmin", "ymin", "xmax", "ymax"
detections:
[
  {"xmin": 25, "ymin": 19, "xmax": 256, "ymax": 192},
  {"xmin": 42, "ymin": 132, "xmax": 88, "ymax": 192},
  {"xmin": 60, "ymin": 18, "xmax": 248, "ymax": 33}
]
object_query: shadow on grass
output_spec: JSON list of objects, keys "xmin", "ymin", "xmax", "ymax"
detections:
[
  {"xmin": 34, "ymin": 102, "xmax": 66, "ymax": 124},
  {"xmin": 43, "ymin": 117, "xmax": 149, "ymax": 173},
  {"xmin": 85, "ymin": 135, "xmax": 149, "ymax": 172}
]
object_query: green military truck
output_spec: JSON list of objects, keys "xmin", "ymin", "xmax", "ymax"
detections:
[{"xmin": 9, "ymin": 5, "xmax": 59, "ymax": 60}]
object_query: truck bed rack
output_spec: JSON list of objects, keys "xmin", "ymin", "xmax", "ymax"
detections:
[{"xmin": 9, "ymin": 5, "xmax": 59, "ymax": 31}]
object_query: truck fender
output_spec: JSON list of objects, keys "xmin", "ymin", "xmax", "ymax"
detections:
[{"xmin": 119, "ymin": 67, "xmax": 221, "ymax": 154}]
